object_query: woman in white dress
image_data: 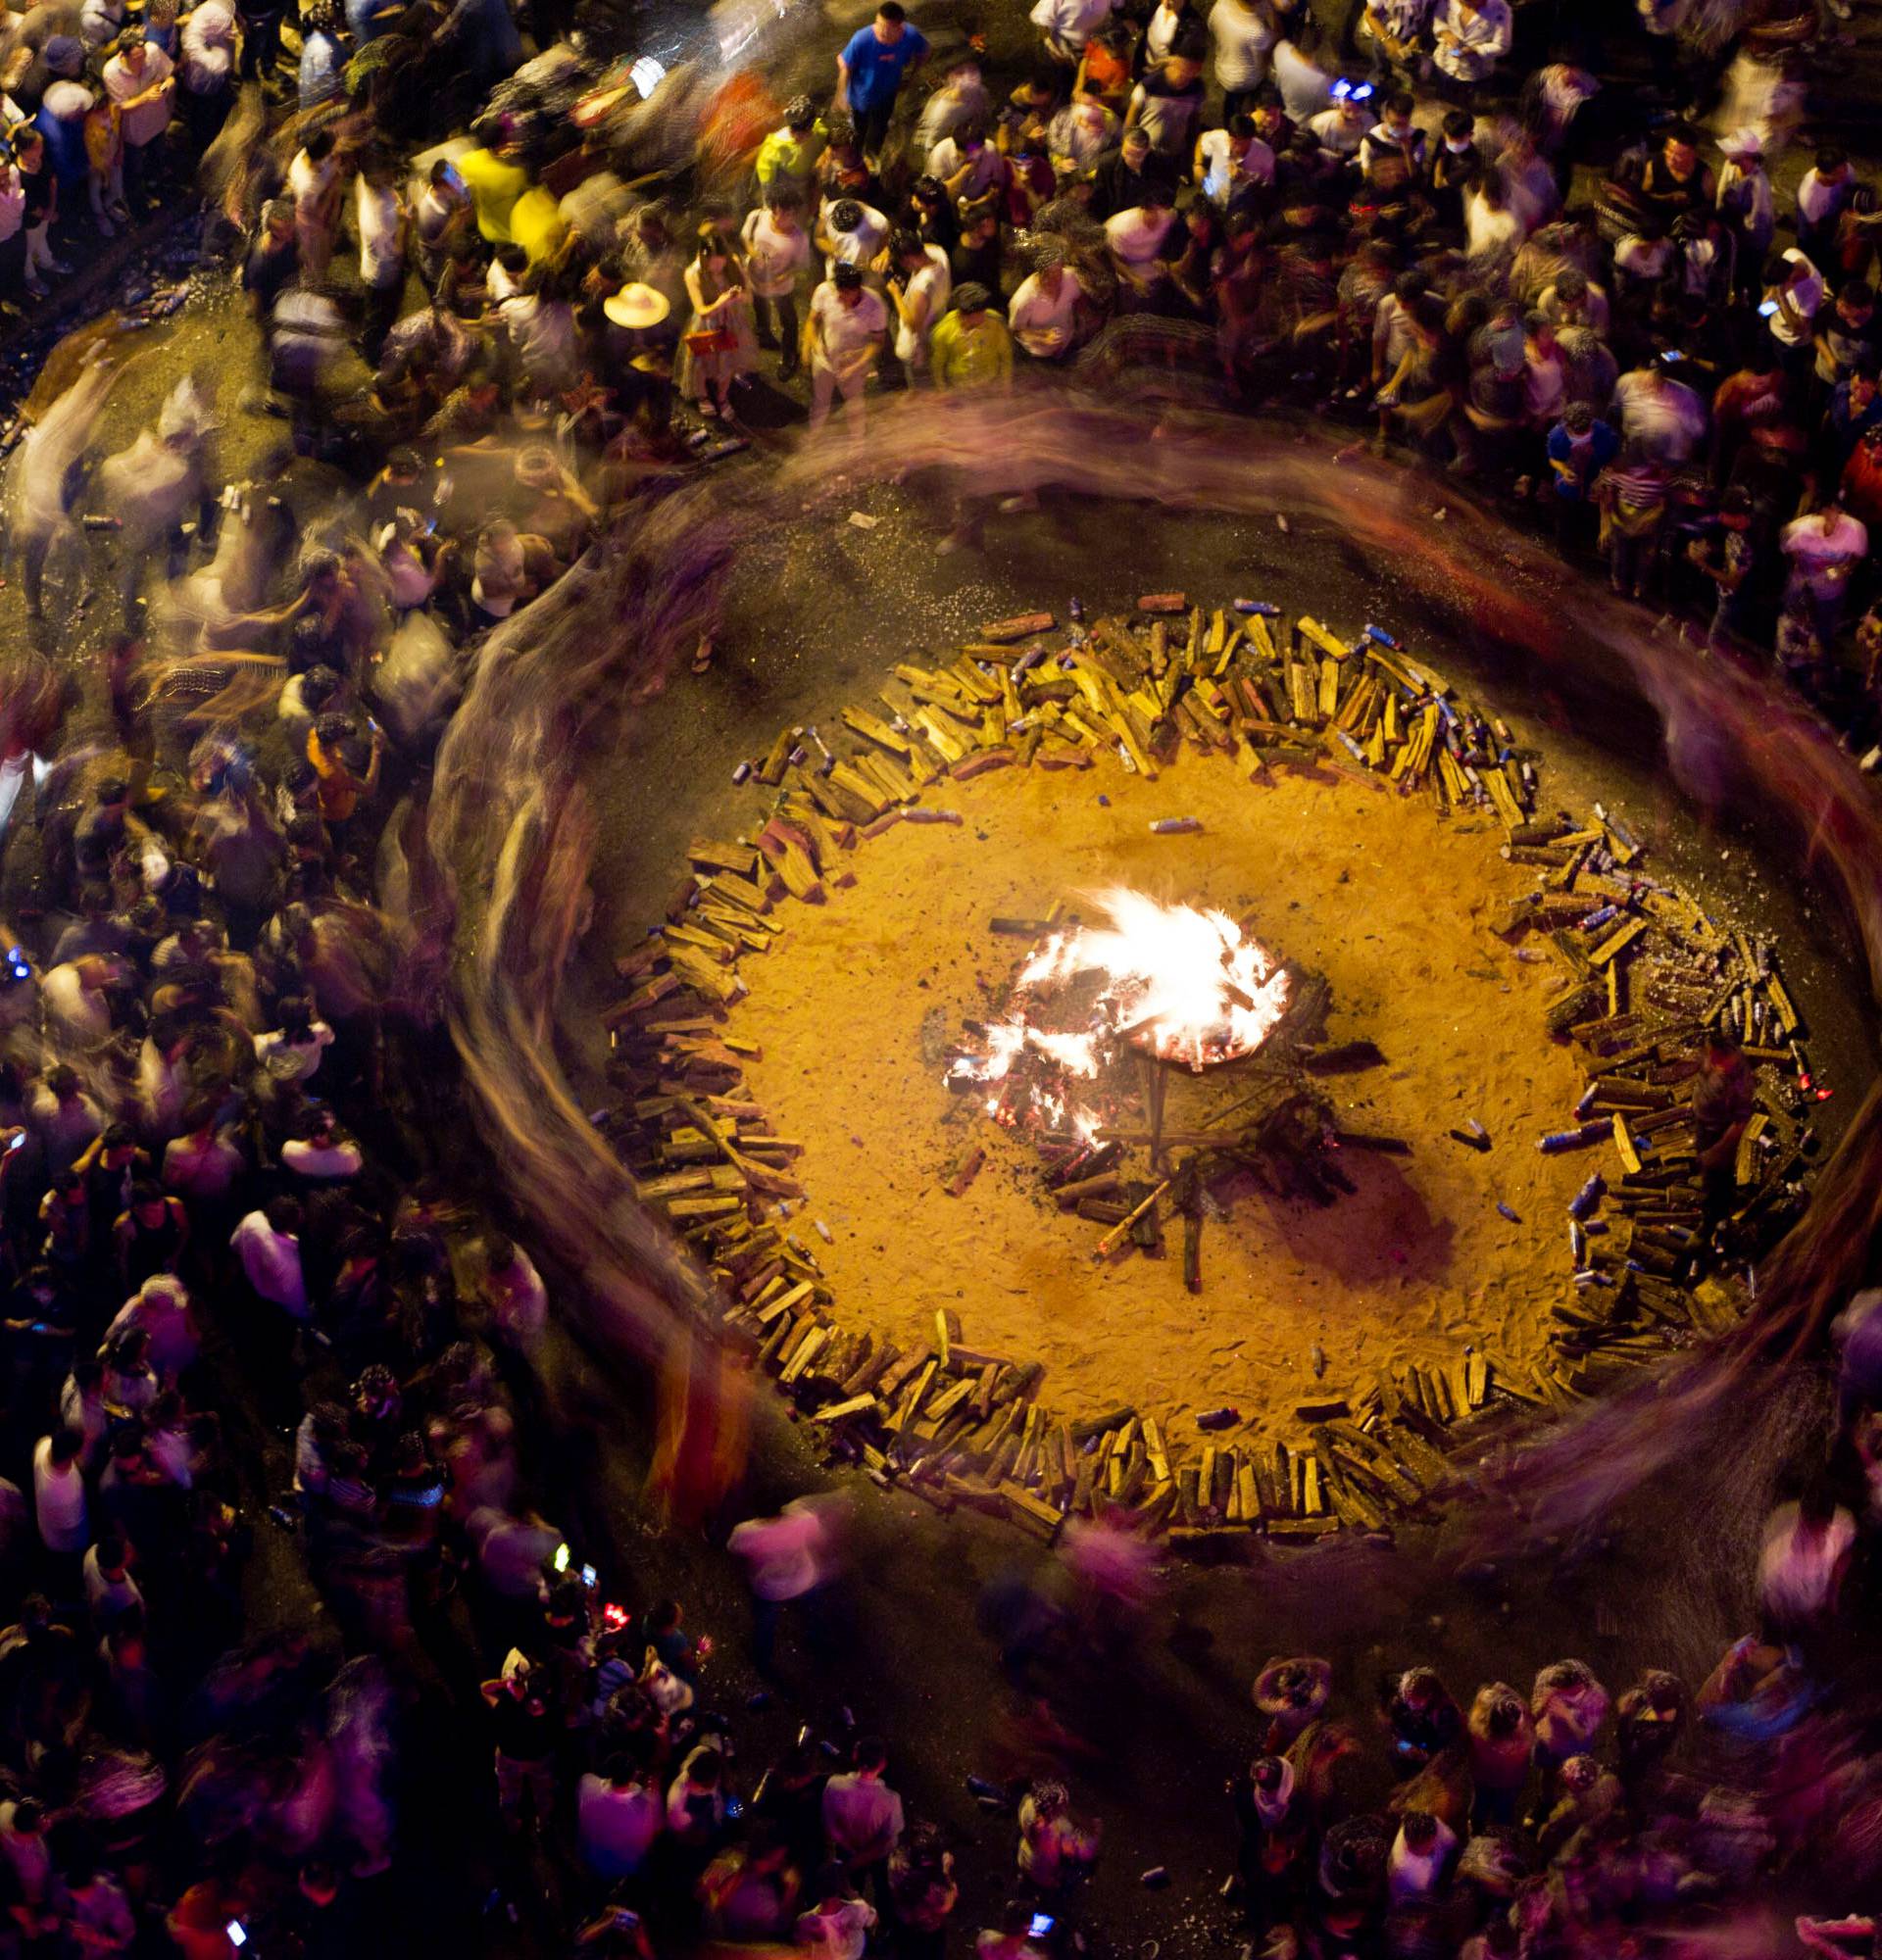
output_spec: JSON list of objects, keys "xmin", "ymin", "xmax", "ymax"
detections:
[{"xmin": 675, "ymin": 221, "xmax": 759, "ymax": 418}]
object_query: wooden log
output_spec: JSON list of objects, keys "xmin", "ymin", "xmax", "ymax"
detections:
[{"xmin": 980, "ymin": 612, "xmax": 1055, "ymax": 643}]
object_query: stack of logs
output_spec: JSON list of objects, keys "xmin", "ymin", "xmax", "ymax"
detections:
[
  {"xmin": 596, "ymin": 596, "xmax": 1819, "ymax": 1552},
  {"xmin": 1499, "ymin": 828, "xmax": 1819, "ymax": 1401}
]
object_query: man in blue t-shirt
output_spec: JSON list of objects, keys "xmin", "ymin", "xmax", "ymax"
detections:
[{"xmin": 836, "ymin": 2, "xmax": 927, "ymax": 161}]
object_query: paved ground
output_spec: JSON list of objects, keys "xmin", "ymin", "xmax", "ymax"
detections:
[{"xmin": 3, "ymin": 12, "xmax": 1882, "ymax": 1948}]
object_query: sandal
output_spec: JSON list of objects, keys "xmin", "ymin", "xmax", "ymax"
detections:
[{"xmin": 691, "ymin": 635, "xmax": 714, "ymax": 673}]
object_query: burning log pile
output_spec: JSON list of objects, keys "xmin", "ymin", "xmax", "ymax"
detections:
[
  {"xmin": 595, "ymin": 594, "xmax": 1825, "ymax": 1551},
  {"xmin": 943, "ymin": 889, "xmax": 1358, "ymax": 1245}
]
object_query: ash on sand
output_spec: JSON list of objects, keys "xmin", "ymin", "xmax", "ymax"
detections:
[{"xmin": 734, "ymin": 750, "xmax": 1593, "ymax": 1458}]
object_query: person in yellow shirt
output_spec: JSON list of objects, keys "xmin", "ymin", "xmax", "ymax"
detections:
[
  {"xmin": 753, "ymin": 96, "xmax": 825, "ymax": 203},
  {"xmin": 929, "ymin": 284, "xmax": 1016, "ymax": 554},
  {"xmin": 509, "ymin": 182, "xmax": 569, "ymax": 267},
  {"xmin": 455, "ymin": 117, "xmax": 529, "ymax": 245},
  {"xmin": 928, "ymin": 283, "xmax": 1013, "ymax": 390}
]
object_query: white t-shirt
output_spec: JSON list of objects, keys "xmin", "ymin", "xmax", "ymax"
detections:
[
  {"xmin": 179, "ymin": 0, "xmax": 237, "ymax": 92},
  {"xmin": 1308, "ymin": 106, "xmax": 1367, "ymax": 157},
  {"xmin": 809, "ymin": 281, "xmax": 888, "ymax": 370},
  {"xmin": 1798, "ymin": 167, "xmax": 1853, "ymax": 228},
  {"xmin": 1143, "ymin": 0, "xmax": 1189, "ymax": 62},
  {"xmin": 104, "ymin": 45, "xmax": 173, "ymax": 148},
  {"xmin": 728, "ymin": 1501, "xmax": 827, "ymax": 1598},
  {"xmin": 1463, "ymin": 191, "xmax": 1521, "ymax": 262},
  {"xmin": 32, "ymin": 1438, "xmax": 87, "ymax": 1553},
  {"xmin": 254, "ymin": 1021, "xmax": 334, "ymax": 1081},
  {"xmin": 230, "ymin": 1210, "xmax": 309, "ymax": 1315},
  {"xmin": 796, "ymin": 1902, "xmax": 876, "ymax": 1960},
  {"xmin": 1758, "ymin": 1502, "xmax": 1857, "ymax": 1624},
  {"xmin": 1029, "ymin": 0, "xmax": 1113, "ymax": 49},
  {"xmin": 0, "ymin": 167, "xmax": 25, "ymax": 247},
  {"xmin": 1611, "ymin": 370, "xmax": 1708, "ymax": 465},
  {"xmin": 740, "ymin": 207, "xmax": 811, "ymax": 298},
  {"xmin": 281, "ymin": 1136, "xmax": 364, "ymax": 1181},
  {"xmin": 1271, "ymin": 38, "xmax": 1333, "ymax": 120},
  {"xmin": 1767, "ymin": 251, "xmax": 1825, "ymax": 348},
  {"xmin": 893, "ymin": 243, "xmax": 951, "ymax": 362},
  {"xmin": 1388, "ymin": 1817, "xmax": 1458, "ymax": 1902},
  {"xmin": 1208, "ymin": 0, "xmax": 1276, "ymax": 89},
  {"xmin": 1009, "ymin": 268, "xmax": 1084, "ymax": 355},
  {"xmin": 1197, "ymin": 127, "xmax": 1275, "ymax": 205},
  {"xmin": 819, "ymin": 199, "xmax": 889, "ymax": 276},
  {"xmin": 41, "ymin": 963, "xmax": 111, "ymax": 1045},
  {"xmin": 1782, "ymin": 512, "xmax": 1869, "ymax": 596},
  {"xmin": 357, "ymin": 178, "xmax": 406, "ymax": 288},
  {"xmin": 577, "ymin": 1776, "xmax": 663, "ymax": 1878},
  {"xmin": 164, "ymin": 1129, "xmax": 244, "ymax": 1200},
  {"xmin": 287, "ymin": 148, "xmax": 337, "ymax": 214},
  {"xmin": 1106, "ymin": 204, "xmax": 1175, "ymax": 272},
  {"xmin": 927, "ymin": 135, "xmax": 1003, "ymax": 203},
  {"xmin": 1432, "ymin": 0, "xmax": 1511, "ymax": 79}
]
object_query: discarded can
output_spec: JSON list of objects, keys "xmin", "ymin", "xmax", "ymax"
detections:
[
  {"xmin": 1150, "ymin": 816, "xmax": 1202, "ymax": 834},
  {"xmin": 1568, "ymin": 1172, "xmax": 1606, "ymax": 1220},
  {"xmin": 1336, "ymin": 731, "xmax": 1367, "ymax": 764},
  {"xmin": 1233, "ymin": 599, "xmax": 1280, "ymax": 615},
  {"xmin": 1068, "ymin": 596, "xmax": 1085, "ymax": 621},
  {"xmin": 814, "ymin": 1218, "xmax": 833, "ymax": 1243},
  {"xmin": 1569, "ymin": 1221, "xmax": 1586, "ymax": 1266},
  {"xmin": 903, "ymin": 808, "xmax": 964, "ymax": 826},
  {"xmin": 1196, "ymin": 1406, "xmax": 1240, "ymax": 1430},
  {"xmin": 1497, "ymin": 1201, "xmax": 1520, "ymax": 1223},
  {"xmin": 1579, "ymin": 906, "xmax": 1618, "ymax": 932},
  {"xmin": 731, "ymin": 760, "xmax": 752, "ymax": 784},
  {"xmin": 1363, "ymin": 622, "xmax": 1401, "ymax": 649},
  {"xmin": 966, "ymin": 1776, "xmax": 1010, "ymax": 1804},
  {"xmin": 1140, "ymin": 1868, "xmax": 1170, "ymax": 1888},
  {"xmin": 81, "ymin": 514, "xmax": 123, "ymax": 531},
  {"xmin": 1539, "ymin": 1122, "xmax": 1609, "ymax": 1153},
  {"xmin": 1275, "ymin": 514, "xmax": 1291, "ymax": 534}
]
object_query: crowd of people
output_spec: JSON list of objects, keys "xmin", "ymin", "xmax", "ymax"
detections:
[{"xmin": 0, "ymin": 0, "xmax": 1879, "ymax": 1952}]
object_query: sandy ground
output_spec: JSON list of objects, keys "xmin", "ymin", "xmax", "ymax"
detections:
[{"xmin": 732, "ymin": 743, "xmax": 1593, "ymax": 1452}]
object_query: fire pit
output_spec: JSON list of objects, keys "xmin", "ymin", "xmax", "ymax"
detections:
[
  {"xmin": 947, "ymin": 888, "xmax": 1292, "ymax": 1132},
  {"xmin": 944, "ymin": 888, "xmax": 1358, "ymax": 1261}
]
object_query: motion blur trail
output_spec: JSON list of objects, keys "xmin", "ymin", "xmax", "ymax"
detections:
[{"xmin": 429, "ymin": 395, "xmax": 1882, "ymax": 1529}]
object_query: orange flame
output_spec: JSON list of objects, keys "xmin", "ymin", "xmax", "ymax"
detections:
[{"xmin": 949, "ymin": 889, "xmax": 1289, "ymax": 1127}]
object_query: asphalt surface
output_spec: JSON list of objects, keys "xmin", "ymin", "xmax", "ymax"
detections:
[{"xmin": 3, "ymin": 13, "xmax": 1882, "ymax": 1951}]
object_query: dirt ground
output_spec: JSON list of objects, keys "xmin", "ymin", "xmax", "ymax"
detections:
[{"xmin": 731, "ymin": 740, "xmax": 1595, "ymax": 1452}]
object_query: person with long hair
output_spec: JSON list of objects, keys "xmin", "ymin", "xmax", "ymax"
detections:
[{"xmin": 675, "ymin": 220, "xmax": 758, "ymax": 418}]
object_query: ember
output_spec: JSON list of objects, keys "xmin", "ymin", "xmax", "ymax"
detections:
[{"xmin": 949, "ymin": 888, "xmax": 1291, "ymax": 1132}]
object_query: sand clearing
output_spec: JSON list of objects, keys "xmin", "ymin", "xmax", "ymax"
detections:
[{"xmin": 732, "ymin": 748, "xmax": 1597, "ymax": 1456}]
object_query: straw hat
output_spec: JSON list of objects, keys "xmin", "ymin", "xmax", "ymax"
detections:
[{"xmin": 603, "ymin": 281, "xmax": 669, "ymax": 329}]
